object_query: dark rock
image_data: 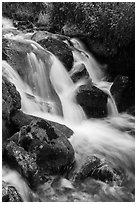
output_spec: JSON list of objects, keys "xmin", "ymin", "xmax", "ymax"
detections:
[
  {"xmin": 31, "ymin": 30, "xmax": 71, "ymax": 43},
  {"xmin": 76, "ymin": 80, "xmax": 108, "ymax": 118},
  {"xmin": 3, "ymin": 141, "xmax": 42, "ymax": 189},
  {"xmin": 37, "ymin": 37, "xmax": 73, "ymax": 71},
  {"xmin": 2, "ymin": 180, "xmax": 23, "ymax": 202},
  {"xmin": 2, "ymin": 77, "xmax": 21, "ymax": 120},
  {"xmin": 2, "ymin": 77, "xmax": 21, "ymax": 141},
  {"xmin": 68, "ymin": 155, "xmax": 121, "ymax": 184},
  {"xmin": 10, "ymin": 110, "xmax": 73, "ymax": 139},
  {"xmin": 110, "ymin": 75, "xmax": 135, "ymax": 112},
  {"xmin": 14, "ymin": 119, "xmax": 75, "ymax": 174},
  {"xmin": 3, "ymin": 118, "xmax": 74, "ymax": 188},
  {"xmin": 70, "ymin": 63, "xmax": 89, "ymax": 83}
]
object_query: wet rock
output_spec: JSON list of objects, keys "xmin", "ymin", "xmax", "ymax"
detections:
[
  {"xmin": 76, "ymin": 80, "xmax": 108, "ymax": 118},
  {"xmin": 2, "ymin": 77, "xmax": 21, "ymax": 120},
  {"xmin": 70, "ymin": 63, "xmax": 89, "ymax": 83},
  {"xmin": 2, "ymin": 180, "xmax": 23, "ymax": 202},
  {"xmin": 37, "ymin": 37, "xmax": 73, "ymax": 71},
  {"xmin": 2, "ymin": 77, "xmax": 21, "ymax": 141},
  {"xmin": 110, "ymin": 75, "xmax": 135, "ymax": 112},
  {"xmin": 3, "ymin": 118, "xmax": 74, "ymax": 188},
  {"xmin": 68, "ymin": 155, "xmax": 121, "ymax": 184},
  {"xmin": 3, "ymin": 141, "xmax": 42, "ymax": 189},
  {"xmin": 16, "ymin": 119, "xmax": 74, "ymax": 174},
  {"xmin": 31, "ymin": 30, "xmax": 71, "ymax": 43},
  {"xmin": 10, "ymin": 110, "xmax": 73, "ymax": 139}
]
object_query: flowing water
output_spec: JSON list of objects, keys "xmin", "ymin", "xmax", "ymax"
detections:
[{"xmin": 2, "ymin": 31, "xmax": 135, "ymax": 202}]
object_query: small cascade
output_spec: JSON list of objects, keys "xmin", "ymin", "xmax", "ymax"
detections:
[
  {"xmin": 50, "ymin": 55, "xmax": 86, "ymax": 124},
  {"xmin": 71, "ymin": 38, "xmax": 104, "ymax": 84},
  {"xmin": 96, "ymin": 81, "xmax": 118, "ymax": 116},
  {"xmin": 71, "ymin": 38, "xmax": 118, "ymax": 117}
]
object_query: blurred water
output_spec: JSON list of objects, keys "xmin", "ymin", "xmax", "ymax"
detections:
[{"xmin": 2, "ymin": 31, "xmax": 135, "ymax": 202}]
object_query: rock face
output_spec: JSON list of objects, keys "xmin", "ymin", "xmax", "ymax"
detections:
[
  {"xmin": 110, "ymin": 75, "xmax": 135, "ymax": 113},
  {"xmin": 2, "ymin": 181, "xmax": 23, "ymax": 202},
  {"xmin": 76, "ymin": 81, "xmax": 108, "ymax": 118},
  {"xmin": 3, "ymin": 118, "xmax": 75, "ymax": 188}
]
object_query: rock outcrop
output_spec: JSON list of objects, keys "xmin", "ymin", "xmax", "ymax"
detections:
[{"xmin": 76, "ymin": 80, "xmax": 108, "ymax": 118}]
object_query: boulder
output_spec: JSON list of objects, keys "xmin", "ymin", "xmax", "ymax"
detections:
[
  {"xmin": 37, "ymin": 37, "xmax": 74, "ymax": 71},
  {"xmin": 110, "ymin": 75, "xmax": 135, "ymax": 113},
  {"xmin": 15, "ymin": 119, "xmax": 74, "ymax": 174},
  {"xmin": 2, "ymin": 77, "xmax": 21, "ymax": 120},
  {"xmin": 76, "ymin": 80, "xmax": 108, "ymax": 118},
  {"xmin": 3, "ymin": 141, "xmax": 43, "ymax": 189},
  {"xmin": 3, "ymin": 118, "xmax": 74, "ymax": 188},
  {"xmin": 68, "ymin": 155, "xmax": 121, "ymax": 184},
  {"xmin": 2, "ymin": 180, "xmax": 23, "ymax": 202},
  {"xmin": 10, "ymin": 110, "xmax": 73, "ymax": 139},
  {"xmin": 2, "ymin": 77, "xmax": 21, "ymax": 141}
]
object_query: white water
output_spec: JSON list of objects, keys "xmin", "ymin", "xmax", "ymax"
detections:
[{"xmin": 2, "ymin": 33, "xmax": 135, "ymax": 201}]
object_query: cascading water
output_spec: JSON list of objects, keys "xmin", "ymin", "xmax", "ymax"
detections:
[{"xmin": 2, "ymin": 32, "xmax": 135, "ymax": 202}]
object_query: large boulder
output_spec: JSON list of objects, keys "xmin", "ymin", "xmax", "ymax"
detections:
[
  {"xmin": 76, "ymin": 80, "xmax": 108, "ymax": 118},
  {"xmin": 3, "ymin": 118, "xmax": 75, "ymax": 188},
  {"xmin": 10, "ymin": 110, "xmax": 73, "ymax": 139},
  {"xmin": 36, "ymin": 37, "xmax": 73, "ymax": 71}
]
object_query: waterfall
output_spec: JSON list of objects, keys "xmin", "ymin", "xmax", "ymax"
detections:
[
  {"xmin": 2, "ymin": 32, "xmax": 134, "ymax": 202},
  {"xmin": 50, "ymin": 55, "xmax": 86, "ymax": 124}
]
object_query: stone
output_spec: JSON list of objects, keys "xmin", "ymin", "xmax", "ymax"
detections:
[
  {"xmin": 37, "ymin": 37, "xmax": 73, "ymax": 71},
  {"xmin": 2, "ymin": 180, "xmax": 23, "ymax": 202},
  {"xmin": 15, "ymin": 119, "xmax": 75, "ymax": 174},
  {"xmin": 3, "ymin": 118, "xmax": 74, "ymax": 188},
  {"xmin": 68, "ymin": 155, "xmax": 121, "ymax": 184},
  {"xmin": 2, "ymin": 77, "xmax": 21, "ymax": 120},
  {"xmin": 3, "ymin": 141, "xmax": 41, "ymax": 189},
  {"xmin": 10, "ymin": 110, "xmax": 73, "ymax": 139},
  {"xmin": 76, "ymin": 80, "xmax": 108, "ymax": 118},
  {"xmin": 2, "ymin": 77, "xmax": 21, "ymax": 141}
]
